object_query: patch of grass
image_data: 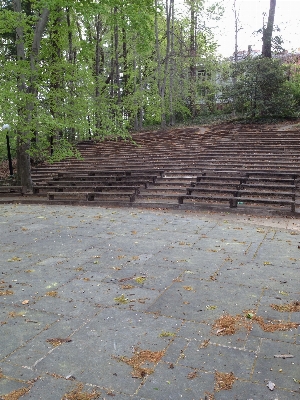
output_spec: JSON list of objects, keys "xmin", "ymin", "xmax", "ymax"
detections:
[
  {"xmin": 206, "ymin": 305, "xmax": 217, "ymax": 310},
  {"xmin": 159, "ymin": 331, "xmax": 176, "ymax": 338},
  {"xmin": 134, "ymin": 276, "xmax": 146, "ymax": 284},
  {"xmin": 114, "ymin": 294, "xmax": 128, "ymax": 304}
]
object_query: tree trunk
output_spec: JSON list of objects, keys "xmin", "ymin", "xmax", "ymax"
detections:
[
  {"xmin": 189, "ymin": 1, "xmax": 197, "ymax": 118},
  {"xmin": 262, "ymin": 0, "xmax": 276, "ymax": 58},
  {"xmin": 114, "ymin": 8, "xmax": 121, "ymax": 105},
  {"xmin": 49, "ymin": 7, "xmax": 64, "ymax": 147},
  {"xmin": 155, "ymin": 0, "xmax": 172, "ymax": 128},
  {"xmin": 13, "ymin": 0, "xmax": 30, "ymax": 188},
  {"xmin": 66, "ymin": 6, "xmax": 76, "ymax": 142},
  {"xmin": 94, "ymin": 14, "xmax": 102, "ymax": 133},
  {"xmin": 13, "ymin": 0, "xmax": 49, "ymax": 190},
  {"xmin": 169, "ymin": 0, "xmax": 175, "ymax": 125},
  {"xmin": 233, "ymin": 0, "xmax": 241, "ymax": 64}
]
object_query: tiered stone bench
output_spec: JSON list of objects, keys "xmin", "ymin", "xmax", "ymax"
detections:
[
  {"xmin": 47, "ymin": 191, "xmax": 136, "ymax": 202},
  {"xmin": 3, "ymin": 125, "xmax": 298, "ymax": 213},
  {"xmin": 0, "ymin": 185, "xmax": 25, "ymax": 195},
  {"xmin": 32, "ymin": 169, "xmax": 162, "ymax": 204}
]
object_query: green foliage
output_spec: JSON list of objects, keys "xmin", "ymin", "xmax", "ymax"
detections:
[
  {"xmin": 29, "ymin": 137, "xmax": 82, "ymax": 165},
  {"xmin": 286, "ymin": 71, "xmax": 300, "ymax": 109},
  {"xmin": 225, "ymin": 57, "xmax": 296, "ymax": 119},
  {"xmin": 0, "ymin": 0, "xmax": 224, "ymax": 184}
]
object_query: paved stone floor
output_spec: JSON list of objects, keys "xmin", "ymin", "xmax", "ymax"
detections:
[{"xmin": 0, "ymin": 204, "xmax": 299, "ymax": 400}]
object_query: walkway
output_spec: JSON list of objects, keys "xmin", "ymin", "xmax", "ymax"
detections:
[{"xmin": 0, "ymin": 204, "xmax": 299, "ymax": 399}]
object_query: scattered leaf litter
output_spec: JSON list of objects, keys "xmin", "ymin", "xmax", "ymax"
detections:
[
  {"xmin": 46, "ymin": 338, "xmax": 72, "ymax": 347},
  {"xmin": 204, "ymin": 392, "xmax": 215, "ymax": 400},
  {"xmin": 212, "ymin": 313, "xmax": 299, "ymax": 335},
  {"xmin": 187, "ymin": 370, "xmax": 198, "ymax": 379},
  {"xmin": 46, "ymin": 291, "xmax": 58, "ymax": 297},
  {"xmin": 212, "ymin": 314, "xmax": 251, "ymax": 335},
  {"xmin": 0, "ymin": 290, "xmax": 14, "ymax": 296},
  {"xmin": 120, "ymin": 284, "xmax": 134, "ymax": 289},
  {"xmin": 61, "ymin": 383, "xmax": 101, "ymax": 400},
  {"xmin": 1, "ymin": 380, "xmax": 35, "ymax": 400},
  {"xmin": 214, "ymin": 371, "xmax": 236, "ymax": 392},
  {"xmin": 270, "ymin": 301, "xmax": 300, "ymax": 312},
  {"xmin": 199, "ymin": 339, "xmax": 210, "ymax": 349},
  {"xmin": 116, "ymin": 347, "xmax": 165, "ymax": 378},
  {"xmin": 252, "ymin": 315, "xmax": 299, "ymax": 332}
]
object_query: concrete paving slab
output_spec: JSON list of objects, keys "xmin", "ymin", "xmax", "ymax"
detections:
[
  {"xmin": 0, "ymin": 309, "xmax": 59, "ymax": 359},
  {"xmin": 18, "ymin": 375, "xmax": 76, "ymax": 400},
  {"xmin": 137, "ymin": 364, "xmax": 215, "ymax": 400},
  {"xmin": 214, "ymin": 380, "xmax": 299, "ymax": 399},
  {"xmin": 217, "ymin": 262, "xmax": 300, "ymax": 292},
  {"xmin": 178, "ymin": 341, "xmax": 257, "ymax": 379},
  {"xmin": 0, "ymin": 204, "xmax": 299, "ymax": 399},
  {"xmin": 6, "ymin": 316, "xmax": 87, "ymax": 368},
  {"xmin": 253, "ymin": 338, "xmax": 300, "ymax": 390},
  {"xmin": 146, "ymin": 279, "xmax": 262, "ymax": 323}
]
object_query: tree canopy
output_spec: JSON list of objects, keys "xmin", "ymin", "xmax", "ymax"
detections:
[
  {"xmin": 0, "ymin": 0, "xmax": 299, "ymax": 190},
  {"xmin": 1, "ymin": 0, "xmax": 222, "ymax": 189}
]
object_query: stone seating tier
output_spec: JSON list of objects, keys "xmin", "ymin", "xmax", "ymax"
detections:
[{"xmin": 22, "ymin": 127, "xmax": 300, "ymax": 212}]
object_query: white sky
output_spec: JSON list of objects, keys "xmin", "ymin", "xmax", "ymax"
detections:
[
  {"xmin": 177, "ymin": 0, "xmax": 300, "ymax": 57},
  {"xmin": 216, "ymin": 0, "xmax": 300, "ymax": 56}
]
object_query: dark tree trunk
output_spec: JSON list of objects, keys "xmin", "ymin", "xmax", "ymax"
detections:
[
  {"xmin": 13, "ymin": 0, "xmax": 49, "ymax": 191},
  {"xmin": 13, "ymin": 0, "xmax": 32, "ymax": 190},
  {"xmin": 189, "ymin": 1, "xmax": 197, "ymax": 118},
  {"xmin": 66, "ymin": 7, "xmax": 76, "ymax": 142},
  {"xmin": 94, "ymin": 14, "xmax": 102, "ymax": 133},
  {"xmin": 49, "ymin": 8, "xmax": 64, "ymax": 144},
  {"xmin": 262, "ymin": 0, "xmax": 276, "ymax": 58}
]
